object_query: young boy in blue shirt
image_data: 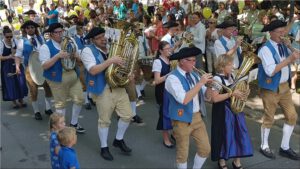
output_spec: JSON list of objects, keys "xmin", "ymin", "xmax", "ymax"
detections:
[{"xmin": 58, "ymin": 127, "xmax": 80, "ymax": 169}]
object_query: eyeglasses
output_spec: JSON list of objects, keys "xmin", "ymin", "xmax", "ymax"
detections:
[
  {"xmin": 163, "ymin": 47, "xmax": 172, "ymax": 50},
  {"xmin": 184, "ymin": 58, "xmax": 196, "ymax": 62},
  {"xmin": 52, "ymin": 30, "xmax": 64, "ymax": 34},
  {"xmin": 209, "ymin": 22, "xmax": 216, "ymax": 24},
  {"xmin": 5, "ymin": 36, "xmax": 13, "ymax": 39}
]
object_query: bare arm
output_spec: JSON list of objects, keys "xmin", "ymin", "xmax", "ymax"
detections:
[{"xmin": 154, "ymin": 71, "xmax": 168, "ymax": 85}]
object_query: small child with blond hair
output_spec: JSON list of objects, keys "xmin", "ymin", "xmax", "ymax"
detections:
[
  {"xmin": 49, "ymin": 113, "xmax": 66, "ymax": 169},
  {"xmin": 58, "ymin": 127, "xmax": 80, "ymax": 169}
]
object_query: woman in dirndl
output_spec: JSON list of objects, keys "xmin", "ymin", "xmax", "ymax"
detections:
[
  {"xmin": 209, "ymin": 54, "xmax": 253, "ymax": 169},
  {"xmin": 0, "ymin": 26, "xmax": 28, "ymax": 108},
  {"xmin": 152, "ymin": 41, "xmax": 174, "ymax": 148}
]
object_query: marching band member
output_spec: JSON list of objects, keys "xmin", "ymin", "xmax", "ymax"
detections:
[
  {"xmin": 39, "ymin": 23, "xmax": 85, "ymax": 133},
  {"xmin": 209, "ymin": 54, "xmax": 253, "ymax": 169},
  {"xmin": 258, "ymin": 20, "xmax": 300, "ymax": 160},
  {"xmin": 165, "ymin": 47, "xmax": 212, "ymax": 169},
  {"xmin": 80, "ymin": 27, "xmax": 133, "ymax": 161},
  {"xmin": 161, "ymin": 21, "xmax": 181, "ymax": 53},
  {"xmin": 214, "ymin": 20, "xmax": 243, "ymax": 70},
  {"xmin": 15, "ymin": 20, "xmax": 54, "ymax": 120},
  {"xmin": 72, "ymin": 23, "xmax": 92, "ymax": 110},
  {"xmin": 1, "ymin": 26, "xmax": 28, "ymax": 108},
  {"xmin": 23, "ymin": 9, "xmax": 41, "ymax": 25}
]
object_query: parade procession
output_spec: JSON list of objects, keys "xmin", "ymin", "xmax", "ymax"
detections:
[{"xmin": 1, "ymin": 0, "xmax": 300, "ymax": 168}]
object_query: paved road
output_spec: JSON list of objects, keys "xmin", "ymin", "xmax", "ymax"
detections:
[{"xmin": 1, "ymin": 86, "xmax": 300, "ymax": 168}]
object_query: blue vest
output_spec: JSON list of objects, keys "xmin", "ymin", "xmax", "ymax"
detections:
[
  {"xmin": 74, "ymin": 36, "xmax": 85, "ymax": 50},
  {"xmin": 167, "ymin": 69, "xmax": 206, "ymax": 123},
  {"xmin": 23, "ymin": 36, "xmax": 44, "ymax": 66},
  {"xmin": 43, "ymin": 40, "xmax": 62, "ymax": 82},
  {"xmin": 258, "ymin": 40, "xmax": 290, "ymax": 92},
  {"xmin": 85, "ymin": 44, "xmax": 107, "ymax": 95},
  {"xmin": 219, "ymin": 36, "xmax": 243, "ymax": 68}
]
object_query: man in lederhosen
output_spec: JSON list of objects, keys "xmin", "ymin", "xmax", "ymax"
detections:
[
  {"xmin": 15, "ymin": 20, "xmax": 53, "ymax": 120},
  {"xmin": 39, "ymin": 23, "xmax": 85, "ymax": 133},
  {"xmin": 214, "ymin": 20, "xmax": 243, "ymax": 70},
  {"xmin": 258, "ymin": 20, "xmax": 300, "ymax": 160},
  {"xmin": 72, "ymin": 22, "xmax": 93, "ymax": 110},
  {"xmin": 80, "ymin": 27, "xmax": 133, "ymax": 161}
]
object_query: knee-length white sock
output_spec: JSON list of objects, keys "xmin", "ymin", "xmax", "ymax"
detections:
[
  {"xmin": 32, "ymin": 101, "xmax": 39, "ymax": 113},
  {"xmin": 281, "ymin": 123, "xmax": 294, "ymax": 150},
  {"xmin": 71, "ymin": 104, "xmax": 81, "ymax": 125},
  {"xmin": 130, "ymin": 101, "xmax": 136, "ymax": 116},
  {"xmin": 193, "ymin": 153, "xmax": 206, "ymax": 169},
  {"xmin": 261, "ymin": 127, "xmax": 270, "ymax": 149},
  {"xmin": 45, "ymin": 97, "xmax": 52, "ymax": 110},
  {"xmin": 98, "ymin": 127, "xmax": 109, "ymax": 148},
  {"xmin": 116, "ymin": 119, "xmax": 130, "ymax": 140}
]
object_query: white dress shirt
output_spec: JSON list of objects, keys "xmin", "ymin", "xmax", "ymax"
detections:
[
  {"xmin": 0, "ymin": 39, "xmax": 17, "ymax": 55},
  {"xmin": 80, "ymin": 45, "xmax": 107, "ymax": 72},
  {"xmin": 152, "ymin": 56, "xmax": 168, "ymax": 73},
  {"xmin": 165, "ymin": 66, "xmax": 202, "ymax": 113},
  {"xmin": 39, "ymin": 39, "xmax": 61, "ymax": 65},
  {"xmin": 258, "ymin": 39, "xmax": 290, "ymax": 83},
  {"xmin": 189, "ymin": 21, "xmax": 206, "ymax": 53},
  {"xmin": 15, "ymin": 35, "xmax": 43, "ymax": 58},
  {"xmin": 214, "ymin": 36, "xmax": 241, "ymax": 69},
  {"xmin": 161, "ymin": 33, "xmax": 173, "ymax": 47}
]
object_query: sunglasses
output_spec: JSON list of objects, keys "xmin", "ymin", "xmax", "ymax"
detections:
[
  {"xmin": 5, "ymin": 36, "xmax": 13, "ymax": 39},
  {"xmin": 209, "ymin": 22, "xmax": 216, "ymax": 24}
]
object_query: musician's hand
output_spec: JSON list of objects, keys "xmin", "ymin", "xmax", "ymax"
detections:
[
  {"xmin": 282, "ymin": 37, "xmax": 292, "ymax": 47},
  {"xmin": 109, "ymin": 56, "xmax": 124, "ymax": 66},
  {"xmin": 15, "ymin": 66, "xmax": 21, "ymax": 75},
  {"xmin": 199, "ymin": 73, "xmax": 213, "ymax": 85},
  {"xmin": 289, "ymin": 50, "xmax": 300, "ymax": 62},
  {"xmin": 128, "ymin": 74, "xmax": 135, "ymax": 81},
  {"xmin": 174, "ymin": 40, "xmax": 182, "ymax": 48},
  {"xmin": 232, "ymin": 89, "xmax": 244, "ymax": 100},
  {"xmin": 235, "ymin": 37, "xmax": 243, "ymax": 47},
  {"xmin": 59, "ymin": 51, "xmax": 70, "ymax": 59}
]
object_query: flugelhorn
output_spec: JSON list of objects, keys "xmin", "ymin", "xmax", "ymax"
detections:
[{"xmin": 192, "ymin": 67, "xmax": 232, "ymax": 94}]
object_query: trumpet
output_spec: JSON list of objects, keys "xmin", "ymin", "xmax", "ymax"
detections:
[
  {"xmin": 280, "ymin": 35, "xmax": 295, "ymax": 41},
  {"xmin": 192, "ymin": 67, "xmax": 232, "ymax": 94}
]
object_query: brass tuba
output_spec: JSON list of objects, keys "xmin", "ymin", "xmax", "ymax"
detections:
[
  {"xmin": 61, "ymin": 36, "xmax": 77, "ymax": 71},
  {"xmin": 230, "ymin": 40, "xmax": 260, "ymax": 114},
  {"xmin": 105, "ymin": 22, "xmax": 139, "ymax": 88}
]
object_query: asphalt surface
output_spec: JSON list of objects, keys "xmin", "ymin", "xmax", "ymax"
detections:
[{"xmin": 1, "ymin": 86, "xmax": 300, "ymax": 168}]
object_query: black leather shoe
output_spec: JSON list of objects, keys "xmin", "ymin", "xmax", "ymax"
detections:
[
  {"xmin": 113, "ymin": 139, "xmax": 132, "ymax": 153},
  {"xmin": 279, "ymin": 148, "xmax": 300, "ymax": 160},
  {"xmin": 88, "ymin": 97, "xmax": 96, "ymax": 106},
  {"xmin": 45, "ymin": 109, "xmax": 53, "ymax": 115},
  {"xmin": 141, "ymin": 90, "xmax": 146, "ymax": 97},
  {"xmin": 35, "ymin": 112, "xmax": 42, "ymax": 120},
  {"xmin": 232, "ymin": 161, "xmax": 243, "ymax": 169},
  {"xmin": 101, "ymin": 147, "xmax": 113, "ymax": 161},
  {"xmin": 85, "ymin": 103, "xmax": 92, "ymax": 110},
  {"xmin": 163, "ymin": 141, "xmax": 174, "ymax": 149},
  {"xmin": 260, "ymin": 148, "xmax": 276, "ymax": 159}
]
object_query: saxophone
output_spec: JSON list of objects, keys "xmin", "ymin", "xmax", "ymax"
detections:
[
  {"xmin": 61, "ymin": 36, "xmax": 77, "ymax": 71},
  {"xmin": 105, "ymin": 23, "xmax": 139, "ymax": 88}
]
